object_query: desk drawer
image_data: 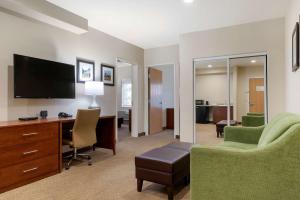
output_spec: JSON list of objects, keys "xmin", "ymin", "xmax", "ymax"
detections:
[
  {"xmin": 0, "ymin": 139, "xmax": 59, "ymax": 168},
  {"xmin": 0, "ymin": 155, "xmax": 58, "ymax": 190},
  {"xmin": 0, "ymin": 123, "xmax": 59, "ymax": 147}
]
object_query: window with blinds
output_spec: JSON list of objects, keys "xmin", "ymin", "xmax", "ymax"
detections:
[{"xmin": 121, "ymin": 79, "xmax": 132, "ymax": 107}]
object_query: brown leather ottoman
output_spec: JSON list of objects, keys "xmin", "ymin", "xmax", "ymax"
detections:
[{"xmin": 135, "ymin": 142, "xmax": 192, "ymax": 200}]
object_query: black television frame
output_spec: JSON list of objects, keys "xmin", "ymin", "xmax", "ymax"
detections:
[{"xmin": 14, "ymin": 54, "xmax": 76, "ymax": 99}]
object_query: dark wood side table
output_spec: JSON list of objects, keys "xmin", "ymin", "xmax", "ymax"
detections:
[
  {"xmin": 166, "ymin": 108, "xmax": 174, "ymax": 129},
  {"xmin": 216, "ymin": 120, "xmax": 237, "ymax": 138},
  {"xmin": 213, "ymin": 106, "xmax": 233, "ymax": 124}
]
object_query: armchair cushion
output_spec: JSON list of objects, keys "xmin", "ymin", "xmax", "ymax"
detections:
[
  {"xmin": 219, "ymin": 141, "xmax": 257, "ymax": 150},
  {"xmin": 258, "ymin": 113, "xmax": 300, "ymax": 147}
]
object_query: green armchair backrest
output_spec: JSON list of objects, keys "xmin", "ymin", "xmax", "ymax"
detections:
[
  {"xmin": 258, "ymin": 113, "xmax": 300, "ymax": 147},
  {"xmin": 247, "ymin": 112, "xmax": 264, "ymax": 116}
]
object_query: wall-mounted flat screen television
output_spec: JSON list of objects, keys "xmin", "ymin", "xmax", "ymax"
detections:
[{"xmin": 14, "ymin": 54, "xmax": 75, "ymax": 99}]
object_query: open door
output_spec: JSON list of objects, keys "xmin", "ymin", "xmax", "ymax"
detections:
[
  {"xmin": 148, "ymin": 68, "xmax": 163, "ymax": 134},
  {"xmin": 249, "ymin": 78, "xmax": 264, "ymax": 113}
]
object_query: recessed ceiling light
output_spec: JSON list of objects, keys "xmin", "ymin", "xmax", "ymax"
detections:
[
  {"xmin": 251, "ymin": 60, "xmax": 257, "ymax": 63},
  {"xmin": 208, "ymin": 64, "xmax": 213, "ymax": 68},
  {"xmin": 183, "ymin": 0, "xmax": 194, "ymax": 3}
]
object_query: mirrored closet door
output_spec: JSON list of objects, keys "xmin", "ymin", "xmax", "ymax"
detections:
[{"xmin": 194, "ymin": 54, "xmax": 267, "ymax": 145}]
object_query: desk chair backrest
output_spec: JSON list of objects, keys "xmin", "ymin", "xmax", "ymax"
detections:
[{"xmin": 72, "ymin": 109, "xmax": 100, "ymax": 148}]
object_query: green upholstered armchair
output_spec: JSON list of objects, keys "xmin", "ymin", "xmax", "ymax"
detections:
[
  {"xmin": 242, "ymin": 112, "xmax": 265, "ymax": 127},
  {"xmin": 191, "ymin": 113, "xmax": 300, "ymax": 200}
]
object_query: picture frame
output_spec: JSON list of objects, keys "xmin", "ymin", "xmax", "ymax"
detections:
[
  {"xmin": 292, "ymin": 22, "xmax": 299, "ymax": 72},
  {"xmin": 101, "ymin": 64, "xmax": 115, "ymax": 86},
  {"xmin": 76, "ymin": 58, "xmax": 95, "ymax": 83}
]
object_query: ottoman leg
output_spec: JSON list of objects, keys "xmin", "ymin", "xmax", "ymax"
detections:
[
  {"xmin": 137, "ymin": 179, "xmax": 143, "ymax": 192},
  {"xmin": 184, "ymin": 176, "xmax": 189, "ymax": 186},
  {"xmin": 167, "ymin": 186, "xmax": 174, "ymax": 200}
]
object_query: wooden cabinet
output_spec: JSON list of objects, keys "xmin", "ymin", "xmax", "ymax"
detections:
[
  {"xmin": 212, "ymin": 106, "xmax": 233, "ymax": 124},
  {"xmin": 166, "ymin": 108, "xmax": 174, "ymax": 129},
  {"xmin": 0, "ymin": 122, "xmax": 60, "ymax": 193}
]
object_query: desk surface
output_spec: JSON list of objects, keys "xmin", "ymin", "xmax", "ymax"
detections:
[{"xmin": 0, "ymin": 116, "xmax": 115, "ymax": 128}]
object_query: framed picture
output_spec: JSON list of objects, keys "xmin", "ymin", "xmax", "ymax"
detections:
[
  {"xmin": 292, "ymin": 22, "xmax": 299, "ymax": 72},
  {"xmin": 77, "ymin": 58, "xmax": 95, "ymax": 83},
  {"xmin": 101, "ymin": 64, "xmax": 115, "ymax": 86}
]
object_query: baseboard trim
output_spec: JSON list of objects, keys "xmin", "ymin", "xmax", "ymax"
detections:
[
  {"xmin": 138, "ymin": 132, "xmax": 145, "ymax": 137},
  {"xmin": 175, "ymin": 135, "xmax": 180, "ymax": 139}
]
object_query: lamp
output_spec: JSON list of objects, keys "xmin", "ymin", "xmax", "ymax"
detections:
[{"xmin": 85, "ymin": 81, "xmax": 104, "ymax": 109}]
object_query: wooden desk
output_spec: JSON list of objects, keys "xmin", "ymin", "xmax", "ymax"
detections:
[{"xmin": 0, "ymin": 115, "xmax": 116, "ymax": 193}]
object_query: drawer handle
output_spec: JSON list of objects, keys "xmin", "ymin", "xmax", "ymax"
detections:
[
  {"xmin": 23, "ymin": 150, "xmax": 39, "ymax": 155},
  {"xmin": 22, "ymin": 132, "xmax": 39, "ymax": 137},
  {"xmin": 23, "ymin": 167, "xmax": 38, "ymax": 173}
]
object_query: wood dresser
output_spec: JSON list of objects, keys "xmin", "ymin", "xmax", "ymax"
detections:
[
  {"xmin": 0, "ymin": 116, "xmax": 115, "ymax": 193},
  {"xmin": 0, "ymin": 120, "xmax": 60, "ymax": 193}
]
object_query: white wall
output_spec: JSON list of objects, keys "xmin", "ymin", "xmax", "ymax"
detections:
[
  {"xmin": 116, "ymin": 65, "xmax": 132, "ymax": 111},
  {"xmin": 180, "ymin": 18, "xmax": 285, "ymax": 143},
  {"xmin": 195, "ymin": 68, "xmax": 227, "ymax": 105},
  {"xmin": 152, "ymin": 65, "xmax": 175, "ymax": 127},
  {"xmin": 0, "ymin": 11, "xmax": 145, "ymax": 133},
  {"xmin": 285, "ymin": 0, "xmax": 300, "ymax": 113},
  {"xmin": 144, "ymin": 45, "xmax": 180, "ymax": 136}
]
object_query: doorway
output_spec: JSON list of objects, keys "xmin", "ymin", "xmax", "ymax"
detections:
[
  {"xmin": 147, "ymin": 65, "xmax": 175, "ymax": 135},
  {"xmin": 193, "ymin": 54, "xmax": 268, "ymax": 145},
  {"xmin": 115, "ymin": 58, "xmax": 138, "ymax": 141}
]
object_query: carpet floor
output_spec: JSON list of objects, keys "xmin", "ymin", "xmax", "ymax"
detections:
[
  {"xmin": 195, "ymin": 123, "xmax": 224, "ymax": 145},
  {"xmin": 0, "ymin": 130, "xmax": 190, "ymax": 200}
]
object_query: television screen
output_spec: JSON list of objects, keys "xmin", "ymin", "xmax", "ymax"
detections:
[{"xmin": 14, "ymin": 54, "xmax": 75, "ymax": 99}]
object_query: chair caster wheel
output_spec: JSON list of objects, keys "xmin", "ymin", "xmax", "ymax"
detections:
[{"xmin": 88, "ymin": 161, "xmax": 92, "ymax": 166}]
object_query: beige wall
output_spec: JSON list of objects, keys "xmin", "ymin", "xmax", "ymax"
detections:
[
  {"xmin": 144, "ymin": 45, "xmax": 180, "ymax": 136},
  {"xmin": 180, "ymin": 18, "xmax": 285, "ymax": 143},
  {"xmin": 0, "ymin": 11, "xmax": 145, "ymax": 133},
  {"xmin": 285, "ymin": 0, "xmax": 300, "ymax": 113},
  {"xmin": 195, "ymin": 68, "xmax": 227, "ymax": 105}
]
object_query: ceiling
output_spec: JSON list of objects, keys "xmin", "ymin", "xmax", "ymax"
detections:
[{"xmin": 47, "ymin": 0, "xmax": 288, "ymax": 49}]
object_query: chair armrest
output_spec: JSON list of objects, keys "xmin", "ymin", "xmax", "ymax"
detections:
[
  {"xmin": 224, "ymin": 125, "xmax": 265, "ymax": 144},
  {"xmin": 242, "ymin": 115, "xmax": 265, "ymax": 127}
]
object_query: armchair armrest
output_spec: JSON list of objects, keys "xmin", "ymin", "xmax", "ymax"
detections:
[
  {"xmin": 224, "ymin": 125, "xmax": 265, "ymax": 144},
  {"xmin": 190, "ymin": 145, "xmax": 267, "ymax": 200}
]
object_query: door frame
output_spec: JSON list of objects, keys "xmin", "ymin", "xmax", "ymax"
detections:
[
  {"xmin": 144, "ymin": 64, "xmax": 176, "ymax": 137},
  {"xmin": 115, "ymin": 58, "xmax": 139, "ymax": 139},
  {"xmin": 193, "ymin": 52, "xmax": 268, "ymax": 144}
]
